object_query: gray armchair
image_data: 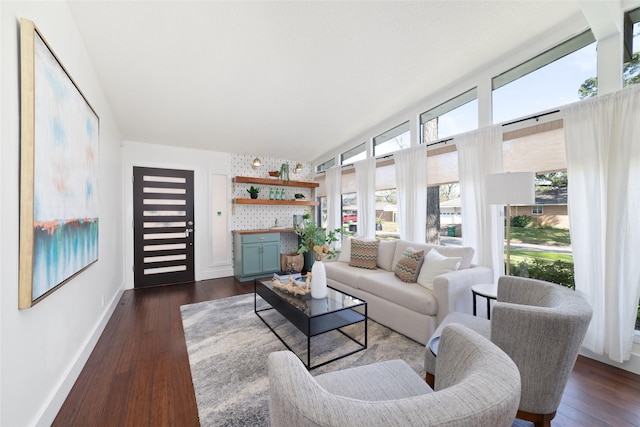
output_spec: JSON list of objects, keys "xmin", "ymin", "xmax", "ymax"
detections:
[
  {"xmin": 424, "ymin": 276, "xmax": 593, "ymax": 427},
  {"xmin": 268, "ymin": 323, "xmax": 520, "ymax": 427}
]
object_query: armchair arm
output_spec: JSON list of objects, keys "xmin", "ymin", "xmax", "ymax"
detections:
[
  {"xmin": 490, "ymin": 302, "xmax": 588, "ymax": 414},
  {"xmin": 433, "ymin": 265, "xmax": 493, "ymax": 324}
]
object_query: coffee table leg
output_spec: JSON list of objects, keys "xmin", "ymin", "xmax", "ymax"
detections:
[{"xmin": 487, "ymin": 297, "xmax": 491, "ymax": 320}]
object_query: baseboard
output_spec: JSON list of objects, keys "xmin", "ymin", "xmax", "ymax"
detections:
[
  {"xmin": 579, "ymin": 343, "xmax": 640, "ymax": 375},
  {"xmin": 198, "ymin": 265, "xmax": 234, "ymax": 280},
  {"xmin": 36, "ymin": 288, "xmax": 124, "ymax": 426}
]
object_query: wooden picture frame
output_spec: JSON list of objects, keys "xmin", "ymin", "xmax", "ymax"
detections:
[{"xmin": 19, "ymin": 18, "xmax": 100, "ymax": 308}]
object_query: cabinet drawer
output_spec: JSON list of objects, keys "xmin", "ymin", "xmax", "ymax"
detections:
[{"xmin": 241, "ymin": 233, "xmax": 280, "ymax": 244}]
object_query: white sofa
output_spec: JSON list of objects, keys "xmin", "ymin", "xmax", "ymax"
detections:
[{"xmin": 324, "ymin": 238, "xmax": 493, "ymax": 345}]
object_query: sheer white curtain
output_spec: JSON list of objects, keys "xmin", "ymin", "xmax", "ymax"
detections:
[
  {"xmin": 355, "ymin": 157, "xmax": 376, "ymax": 239},
  {"xmin": 325, "ymin": 166, "xmax": 342, "ymax": 247},
  {"xmin": 395, "ymin": 145, "xmax": 427, "ymax": 242},
  {"xmin": 456, "ymin": 126, "xmax": 504, "ymax": 281},
  {"xmin": 563, "ymin": 85, "xmax": 640, "ymax": 363}
]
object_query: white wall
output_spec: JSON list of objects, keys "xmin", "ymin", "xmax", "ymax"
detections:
[
  {"xmin": 122, "ymin": 141, "xmax": 234, "ymax": 288},
  {"xmin": 0, "ymin": 2, "xmax": 124, "ymax": 425}
]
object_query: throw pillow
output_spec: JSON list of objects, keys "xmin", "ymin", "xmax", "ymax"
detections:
[
  {"xmin": 417, "ymin": 248, "xmax": 461, "ymax": 290},
  {"xmin": 393, "ymin": 247, "xmax": 425, "ymax": 283},
  {"xmin": 349, "ymin": 239, "xmax": 380, "ymax": 269}
]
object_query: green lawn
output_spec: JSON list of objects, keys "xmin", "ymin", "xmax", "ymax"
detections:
[
  {"xmin": 510, "ymin": 250, "xmax": 573, "ymax": 264},
  {"xmin": 509, "ymin": 226, "xmax": 571, "ymax": 246}
]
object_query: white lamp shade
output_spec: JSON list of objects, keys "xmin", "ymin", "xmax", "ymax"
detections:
[{"xmin": 485, "ymin": 172, "xmax": 535, "ymax": 205}]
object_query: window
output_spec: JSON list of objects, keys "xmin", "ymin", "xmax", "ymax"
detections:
[
  {"xmin": 420, "ymin": 88, "xmax": 478, "ymax": 143},
  {"xmin": 316, "ymin": 158, "xmax": 335, "ymax": 173},
  {"xmin": 502, "ymin": 122, "xmax": 573, "ymax": 294},
  {"xmin": 426, "ymin": 145, "xmax": 460, "ymax": 244},
  {"xmin": 341, "ymin": 193, "xmax": 357, "ymax": 234},
  {"xmin": 373, "ymin": 122, "xmax": 410, "ymax": 157},
  {"xmin": 341, "ymin": 143, "xmax": 366, "ymax": 166},
  {"xmin": 623, "ymin": 7, "xmax": 640, "ymax": 89},
  {"xmin": 493, "ymin": 30, "xmax": 597, "ymax": 123},
  {"xmin": 375, "ymin": 189, "xmax": 398, "ymax": 239}
]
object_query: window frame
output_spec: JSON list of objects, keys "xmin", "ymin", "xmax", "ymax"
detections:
[
  {"xmin": 492, "ymin": 30, "xmax": 596, "ymax": 91},
  {"xmin": 341, "ymin": 142, "xmax": 367, "ymax": 166},
  {"xmin": 419, "ymin": 88, "xmax": 478, "ymax": 144},
  {"xmin": 373, "ymin": 122, "xmax": 410, "ymax": 158}
]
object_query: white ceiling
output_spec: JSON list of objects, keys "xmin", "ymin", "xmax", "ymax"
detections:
[{"xmin": 66, "ymin": 0, "xmax": 587, "ymax": 162}]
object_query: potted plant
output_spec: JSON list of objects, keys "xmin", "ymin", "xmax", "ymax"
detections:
[
  {"xmin": 294, "ymin": 213, "xmax": 341, "ymax": 298},
  {"xmin": 247, "ymin": 186, "xmax": 260, "ymax": 199},
  {"xmin": 376, "ymin": 216, "xmax": 383, "ymax": 231},
  {"xmin": 294, "ymin": 213, "xmax": 341, "ymax": 264}
]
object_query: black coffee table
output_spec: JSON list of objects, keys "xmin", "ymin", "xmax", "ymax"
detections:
[{"xmin": 254, "ymin": 279, "xmax": 367, "ymax": 370}]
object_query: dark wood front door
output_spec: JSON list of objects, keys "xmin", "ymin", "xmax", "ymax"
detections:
[{"xmin": 133, "ymin": 167, "xmax": 195, "ymax": 288}]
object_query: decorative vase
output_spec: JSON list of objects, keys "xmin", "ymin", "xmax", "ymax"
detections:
[
  {"xmin": 302, "ymin": 251, "xmax": 315, "ymax": 273},
  {"xmin": 311, "ymin": 260, "xmax": 327, "ymax": 299},
  {"xmin": 250, "ymin": 193, "xmax": 258, "ymax": 199}
]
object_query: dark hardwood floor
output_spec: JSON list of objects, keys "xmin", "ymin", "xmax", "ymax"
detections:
[{"xmin": 53, "ymin": 277, "xmax": 640, "ymax": 426}]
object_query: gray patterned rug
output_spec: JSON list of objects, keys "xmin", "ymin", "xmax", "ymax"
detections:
[
  {"xmin": 181, "ymin": 293, "xmax": 532, "ymax": 427},
  {"xmin": 180, "ymin": 293, "xmax": 427, "ymax": 426}
]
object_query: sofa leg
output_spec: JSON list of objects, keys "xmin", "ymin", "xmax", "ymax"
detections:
[
  {"xmin": 516, "ymin": 409, "xmax": 555, "ymax": 427},
  {"xmin": 425, "ymin": 373, "xmax": 434, "ymax": 388}
]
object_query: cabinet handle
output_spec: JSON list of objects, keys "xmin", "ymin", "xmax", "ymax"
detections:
[{"xmin": 259, "ymin": 237, "xmax": 265, "ymax": 240}]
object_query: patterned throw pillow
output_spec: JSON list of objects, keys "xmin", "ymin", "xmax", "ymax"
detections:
[
  {"xmin": 349, "ymin": 239, "xmax": 380, "ymax": 269},
  {"xmin": 394, "ymin": 247, "xmax": 425, "ymax": 283}
]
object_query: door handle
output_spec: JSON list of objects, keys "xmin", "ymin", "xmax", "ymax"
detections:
[{"xmin": 185, "ymin": 228, "xmax": 194, "ymax": 237}]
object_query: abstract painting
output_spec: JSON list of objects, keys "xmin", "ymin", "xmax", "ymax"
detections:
[{"xmin": 19, "ymin": 19, "xmax": 99, "ymax": 308}]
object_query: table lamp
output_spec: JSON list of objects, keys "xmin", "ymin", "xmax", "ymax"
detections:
[{"xmin": 485, "ymin": 172, "xmax": 535, "ymax": 275}]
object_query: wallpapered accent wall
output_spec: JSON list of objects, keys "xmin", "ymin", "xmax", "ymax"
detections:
[{"xmin": 230, "ymin": 154, "xmax": 314, "ymax": 255}]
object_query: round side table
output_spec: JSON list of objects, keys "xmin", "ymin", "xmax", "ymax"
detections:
[{"xmin": 471, "ymin": 283, "xmax": 497, "ymax": 319}]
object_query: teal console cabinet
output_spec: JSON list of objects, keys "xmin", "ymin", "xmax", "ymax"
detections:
[{"xmin": 233, "ymin": 231, "xmax": 281, "ymax": 282}]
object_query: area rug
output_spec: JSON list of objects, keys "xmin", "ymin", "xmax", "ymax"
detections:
[
  {"xmin": 181, "ymin": 293, "xmax": 427, "ymax": 426},
  {"xmin": 181, "ymin": 293, "xmax": 532, "ymax": 427}
]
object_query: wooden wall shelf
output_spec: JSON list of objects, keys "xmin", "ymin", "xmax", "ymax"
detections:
[
  {"xmin": 233, "ymin": 198, "xmax": 319, "ymax": 206},
  {"xmin": 233, "ymin": 176, "xmax": 319, "ymax": 188}
]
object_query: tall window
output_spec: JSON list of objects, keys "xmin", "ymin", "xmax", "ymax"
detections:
[
  {"xmin": 341, "ymin": 143, "xmax": 366, "ymax": 166},
  {"xmin": 502, "ymin": 120, "xmax": 573, "ymax": 292},
  {"xmin": 419, "ymin": 91, "xmax": 473, "ymax": 244},
  {"xmin": 420, "ymin": 88, "xmax": 478, "ymax": 143},
  {"xmin": 493, "ymin": 31, "xmax": 597, "ymax": 123},
  {"xmin": 341, "ymin": 193, "xmax": 358, "ymax": 234},
  {"xmin": 373, "ymin": 122, "xmax": 410, "ymax": 157},
  {"xmin": 623, "ymin": 7, "xmax": 640, "ymax": 90}
]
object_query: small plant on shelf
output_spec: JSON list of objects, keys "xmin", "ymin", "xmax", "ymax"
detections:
[{"xmin": 247, "ymin": 186, "xmax": 261, "ymax": 199}]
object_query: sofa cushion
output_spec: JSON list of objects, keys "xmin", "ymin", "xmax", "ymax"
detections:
[
  {"xmin": 337, "ymin": 236, "xmax": 352, "ymax": 263},
  {"xmin": 417, "ymin": 249, "xmax": 461, "ymax": 290},
  {"xmin": 359, "ymin": 272, "xmax": 438, "ymax": 316},
  {"xmin": 393, "ymin": 247, "xmax": 424, "ymax": 283},
  {"xmin": 339, "ymin": 237, "xmax": 397, "ymax": 271},
  {"xmin": 349, "ymin": 239, "xmax": 380, "ymax": 269},
  {"xmin": 324, "ymin": 261, "xmax": 381, "ymax": 289},
  {"xmin": 377, "ymin": 239, "xmax": 397, "ymax": 271},
  {"xmin": 392, "ymin": 240, "xmax": 474, "ymax": 271}
]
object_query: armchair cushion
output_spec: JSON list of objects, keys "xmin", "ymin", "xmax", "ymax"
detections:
[{"xmin": 269, "ymin": 323, "xmax": 520, "ymax": 427}]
